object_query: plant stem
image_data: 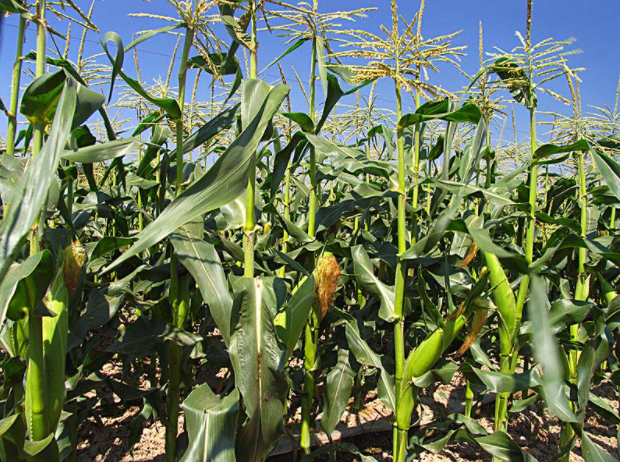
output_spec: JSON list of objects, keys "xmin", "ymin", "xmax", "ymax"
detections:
[
  {"xmin": 29, "ymin": 0, "xmax": 47, "ymax": 256},
  {"xmin": 300, "ymin": 308, "xmax": 319, "ymax": 453},
  {"xmin": 27, "ymin": 314, "xmax": 48, "ymax": 440},
  {"xmin": 243, "ymin": 0, "xmax": 259, "ymax": 278},
  {"xmin": 484, "ymin": 251, "xmax": 517, "ymax": 435},
  {"xmin": 26, "ymin": 8, "xmax": 48, "ymax": 438},
  {"xmin": 307, "ymin": 38, "xmax": 318, "ymax": 238},
  {"xmin": 411, "ymin": 88, "xmax": 421, "ymax": 242},
  {"xmin": 571, "ymin": 149, "xmax": 588, "ymax": 368},
  {"xmin": 499, "ymin": 111, "xmax": 537, "ymax": 435},
  {"xmin": 560, "ymin": 149, "xmax": 589, "ymax": 457},
  {"xmin": 165, "ymin": 26, "xmax": 194, "ymax": 462},
  {"xmin": 393, "ymin": 78, "xmax": 407, "ymax": 461},
  {"xmin": 33, "ymin": 0, "xmax": 47, "ymax": 160},
  {"xmin": 6, "ymin": 15, "xmax": 26, "ymax": 157},
  {"xmin": 515, "ymin": 108, "xmax": 538, "ymax": 320},
  {"xmin": 465, "ymin": 380, "xmax": 474, "ymax": 418},
  {"xmin": 301, "ymin": 35, "xmax": 319, "ymax": 456},
  {"xmin": 278, "ymin": 75, "xmax": 292, "ymax": 279},
  {"xmin": 494, "ymin": 108, "xmax": 536, "ymax": 438}
]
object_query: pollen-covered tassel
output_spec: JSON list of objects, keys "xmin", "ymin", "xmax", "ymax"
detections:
[
  {"xmin": 63, "ymin": 240, "xmax": 87, "ymax": 297},
  {"xmin": 314, "ymin": 254, "xmax": 341, "ymax": 319},
  {"xmin": 457, "ymin": 308, "xmax": 489, "ymax": 356}
]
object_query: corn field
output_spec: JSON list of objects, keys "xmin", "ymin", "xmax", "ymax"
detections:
[{"xmin": 1, "ymin": 0, "xmax": 620, "ymax": 461}]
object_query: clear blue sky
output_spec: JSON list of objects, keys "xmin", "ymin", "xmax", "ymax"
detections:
[{"xmin": 1, "ymin": 0, "xmax": 619, "ymax": 142}]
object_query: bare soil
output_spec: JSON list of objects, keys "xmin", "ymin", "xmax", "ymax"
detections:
[{"xmin": 76, "ymin": 368, "xmax": 619, "ymax": 461}]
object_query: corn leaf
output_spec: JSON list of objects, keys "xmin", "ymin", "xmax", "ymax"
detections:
[
  {"xmin": 170, "ymin": 223, "xmax": 233, "ymax": 346},
  {"xmin": 229, "ymin": 277, "xmax": 288, "ymax": 462},
  {"xmin": 0, "ymin": 78, "xmax": 76, "ymax": 282},
  {"xmin": 180, "ymin": 385, "xmax": 239, "ymax": 462},
  {"xmin": 104, "ymin": 82, "xmax": 289, "ymax": 272}
]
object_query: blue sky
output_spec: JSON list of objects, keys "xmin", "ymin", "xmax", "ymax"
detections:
[{"xmin": 1, "ymin": 0, "xmax": 619, "ymax": 142}]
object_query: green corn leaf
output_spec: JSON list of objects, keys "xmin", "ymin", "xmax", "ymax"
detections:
[
  {"xmin": 219, "ymin": 0, "xmax": 251, "ymax": 49},
  {"xmin": 316, "ymin": 36, "xmax": 328, "ymax": 96},
  {"xmin": 132, "ymin": 112, "xmax": 163, "ymax": 137},
  {"xmin": 62, "ymin": 137, "xmax": 141, "ymax": 163},
  {"xmin": 351, "ymin": 245, "xmax": 396, "ymax": 322},
  {"xmin": 19, "ymin": 71, "xmax": 64, "ymax": 125},
  {"xmin": 0, "ymin": 77, "xmax": 76, "ymax": 282},
  {"xmin": 475, "ymin": 431, "xmax": 539, "ymax": 461},
  {"xmin": 0, "ymin": 414, "xmax": 19, "ymax": 438},
  {"xmin": 282, "ymin": 112, "xmax": 315, "ymax": 134},
  {"xmin": 274, "ymin": 275, "xmax": 316, "ymax": 358},
  {"xmin": 461, "ymin": 363, "xmax": 540, "ymax": 393},
  {"xmin": 0, "ymin": 0, "xmax": 28, "ymax": 14},
  {"xmin": 101, "ymin": 31, "xmax": 124, "ymax": 103},
  {"xmin": 182, "ymin": 104, "xmax": 239, "ymax": 154},
  {"xmin": 528, "ymin": 276, "xmax": 578, "ymax": 422},
  {"xmin": 399, "ymin": 99, "xmax": 482, "ymax": 128},
  {"xmin": 107, "ymin": 316, "xmax": 202, "ymax": 354},
  {"xmin": 125, "ymin": 22, "xmax": 186, "ymax": 52},
  {"xmin": 316, "ymin": 74, "xmax": 373, "ymax": 133},
  {"xmin": 576, "ymin": 318, "xmax": 612, "ymax": 415},
  {"xmin": 260, "ymin": 37, "xmax": 309, "ymax": 75},
  {"xmin": 335, "ymin": 309, "xmax": 395, "ymax": 411},
  {"xmin": 321, "ymin": 348, "xmax": 355, "ymax": 435},
  {"xmin": 20, "ymin": 69, "xmax": 102, "ymax": 129},
  {"xmin": 22, "ymin": 434, "xmax": 57, "ymax": 458},
  {"xmin": 229, "ymin": 277, "xmax": 288, "ymax": 462},
  {"xmin": 41, "ymin": 269, "xmax": 69, "ymax": 433},
  {"xmin": 269, "ymin": 132, "xmax": 305, "ymax": 198},
  {"xmin": 580, "ymin": 432, "xmax": 618, "ymax": 462},
  {"xmin": 180, "ymin": 385, "xmax": 239, "ymax": 462},
  {"xmin": 104, "ymin": 82, "xmax": 289, "ymax": 272},
  {"xmin": 590, "ymin": 145, "xmax": 620, "ymax": 202},
  {"xmin": 520, "ymin": 299, "xmax": 594, "ymax": 335},
  {"xmin": 102, "ymin": 32, "xmax": 181, "ymax": 117},
  {"xmin": 170, "ymin": 223, "xmax": 233, "ymax": 346},
  {"xmin": 0, "ymin": 250, "xmax": 52, "ymax": 330},
  {"xmin": 533, "ymin": 139, "xmax": 589, "ymax": 161}
]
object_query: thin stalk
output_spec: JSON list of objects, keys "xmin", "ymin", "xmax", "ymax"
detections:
[
  {"xmin": 494, "ymin": 108, "xmax": 537, "ymax": 437},
  {"xmin": 277, "ymin": 161, "xmax": 291, "ymax": 277},
  {"xmin": 515, "ymin": 108, "xmax": 538, "ymax": 320},
  {"xmin": 6, "ymin": 15, "xmax": 26, "ymax": 157},
  {"xmin": 243, "ymin": 0, "xmax": 259, "ymax": 278},
  {"xmin": 165, "ymin": 26, "xmax": 194, "ymax": 462},
  {"xmin": 307, "ymin": 38, "xmax": 318, "ymax": 238},
  {"xmin": 561, "ymin": 150, "xmax": 589, "ymax": 457},
  {"xmin": 175, "ymin": 30, "xmax": 194, "ymax": 192},
  {"xmin": 3, "ymin": 14, "xmax": 26, "ymax": 223},
  {"xmin": 485, "ymin": 128, "xmax": 493, "ymax": 188},
  {"xmin": 26, "ymin": 6, "xmax": 47, "ymax": 438},
  {"xmin": 137, "ymin": 132, "xmax": 144, "ymax": 232},
  {"xmin": 411, "ymin": 88, "xmax": 421, "ymax": 242},
  {"xmin": 32, "ymin": 0, "xmax": 48, "ymax": 161},
  {"xmin": 300, "ymin": 309, "xmax": 319, "ymax": 453},
  {"xmin": 301, "ymin": 34, "xmax": 319, "ymax": 455},
  {"xmin": 571, "ymin": 150, "xmax": 588, "ymax": 368},
  {"xmin": 26, "ymin": 277, "xmax": 48, "ymax": 441},
  {"xmin": 484, "ymin": 251, "xmax": 518, "ymax": 434},
  {"xmin": 465, "ymin": 381, "xmax": 474, "ymax": 418},
  {"xmin": 278, "ymin": 65, "xmax": 292, "ymax": 279},
  {"xmin": 393, "ymin": 78, "xmax": 407, "ymax": 461}
]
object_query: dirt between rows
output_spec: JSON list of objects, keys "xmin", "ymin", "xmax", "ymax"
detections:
[{"xmin": 76, "ymin": 362, "xmax": 619, "ymax": 461}]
